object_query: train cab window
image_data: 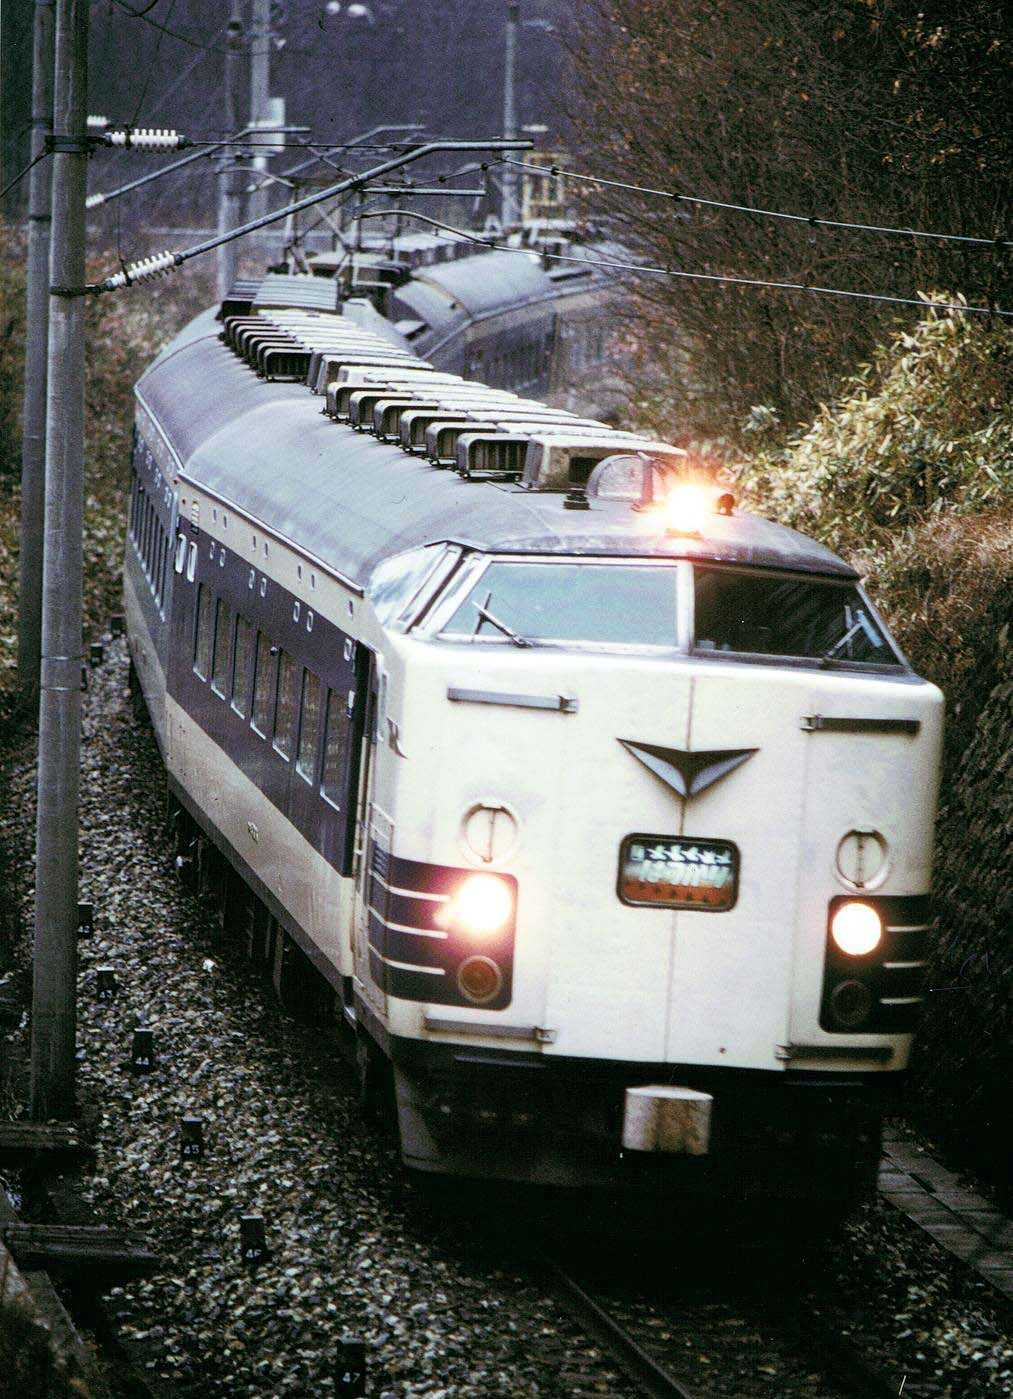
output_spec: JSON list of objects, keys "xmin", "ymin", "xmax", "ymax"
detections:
[
  {"xmin": 231, "ymin": 616, "xmax": 254, "ymax": 717},
  {"xmin": 692, "ymin": 567, "xmax": 902, "ymax": 666},
  {"xmin": 251, "ymin": 631, "xmax": 277, "ymax": 736},
  {"xmin": 367, "ymin": 544, "xmax": 461, "ymax": 628},
  {"xmin": 436, "ymin": 561, "xmax": 681, "ymax": 647},
  {"xmin": 211, "ymin": 599, "xmax": 234, "ymax": 697},
  {"xmin": 320, "ymin": 689, "xmax": 348, "ymax": 809},
  {"xmin": 273, "ymin": 651, "xmax": 298, "ymax": 759},
  {"xmin": 296, "ymin": 670, "xmax": 323, "ymax": 783},
  {"xmin": 193, "ymin": 585, "xmax": 214, "ymax": 679}
]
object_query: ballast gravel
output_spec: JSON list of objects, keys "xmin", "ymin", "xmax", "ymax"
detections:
[{"xmin": 0, "ymin": 637, "xmax": 1010, "ymax": 1398}]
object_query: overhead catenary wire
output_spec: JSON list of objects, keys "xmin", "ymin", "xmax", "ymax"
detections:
[
  {"xmin": 351, "ymin": 210, "xmax": 1012, "ymax": 320},
  {"xmin": 500, "ymin": 157, "xmax": 1012, "ymax": 251}
]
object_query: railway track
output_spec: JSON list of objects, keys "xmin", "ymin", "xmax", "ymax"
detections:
[{"xmin": 544, "ymin": 1252, "xmax": 915, "ymax": 1399}]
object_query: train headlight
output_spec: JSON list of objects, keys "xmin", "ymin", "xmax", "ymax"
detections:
[
  {"xmin": 663, "ymin": 483, "xmax": 709, "ymax": 536},
  {"xmin": 830, "ymin": 901, "xmax": 882, "ymax": 956},
  {"xmin": 447, "ymin": 874, "xmax": 514, "ymax": 937}
]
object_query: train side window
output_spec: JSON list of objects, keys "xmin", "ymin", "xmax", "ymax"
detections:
[
  {"xmin": 144, "ymin": 499, "xmax": 154, "ymax": 574},
  {"xmin": 211, "ymin": 598, "xmax": 234, "ymax": 698},
  {"xmin": 231, "ymin": 616, "xmax": 255, "ymax": 718},
  {"xmin": 154, "ymin": 531, "xmax": 164, "ymax": 604},
  {"xmin": 186, "ymin": 541, "xmax": 197, "ymax": 583},
  {"xmin": 174, "ymin": 533, "xmax": 187, "ymax": 574},
  {"xmin": 320, "ymin": 688, "xmax": 349, "ymax": 809},
  {"xmin": 251, "ymin": 632, "xmax": 277, "ymax": 736},
  {"xmin": 272, "ymin": 651, "xmax": 298, "ymax": 759},
  {"xmin": 193, "ymin": 584, "xmax": 214, "ymax": 680},
  {"xmin": 295, "ymin": 669, "xmax": 323, "ymax": 783}
]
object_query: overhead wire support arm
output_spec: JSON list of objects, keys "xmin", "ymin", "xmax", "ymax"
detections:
[
  {"xmin": 86, "ymin": 138, "xmax": 534, "ymax": 292},
  {"xmin": 85, "ymin": 124, "xmax": 310, "ymax": 208}
]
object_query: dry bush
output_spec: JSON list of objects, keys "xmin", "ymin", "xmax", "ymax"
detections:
[{"xmin": 566, "ymin": 0, "xmax": 1012, "ymax": 440}]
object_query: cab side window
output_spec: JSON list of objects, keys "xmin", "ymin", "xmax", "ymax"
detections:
[{"xmin": 320, "ymin": 688, "xmax": 349, "ymax": 809}]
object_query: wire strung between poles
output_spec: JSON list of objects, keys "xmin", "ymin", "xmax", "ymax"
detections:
[
  {"xmin": 500, "ymin": 156, "xmax": 1012, "ymax": 251},
  {"xmin": 351, "ymin": 209, "xmax": 1013, "ymax": 320}
]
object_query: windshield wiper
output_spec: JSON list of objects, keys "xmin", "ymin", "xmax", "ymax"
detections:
[
  {"xmin": 472, "ymin": 599, "xmax": 531, "ymax": 647},
  {"xmin": 822, "ymin": 607, "xmax": 880, "ymax": 663}
]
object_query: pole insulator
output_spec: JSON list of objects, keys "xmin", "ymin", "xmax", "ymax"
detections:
[
  {"xmin": 101, "ymin": 250, "xmax": 178, "ymax": 291},
  {"xmin": 102, "ymin": 128, "xmax": 191, "ymax": 152}
]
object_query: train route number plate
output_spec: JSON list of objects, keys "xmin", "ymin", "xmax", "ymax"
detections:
[{"xmin": 618, "ymin": 835, "xmax": 739, "ymax": 911}]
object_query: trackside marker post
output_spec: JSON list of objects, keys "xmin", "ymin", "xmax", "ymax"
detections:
[
  {"xmin": 180, "ymin": 1117, "xmax": 205, "ymax": 1162},
  {"xmin": 95, "ymin": 968, "xmax": 117, "ymax": 1002},
  {"xmin": 335, "ymin": 1338, "xmax": 366, "ymax": 1397},
  {"xmin": 240, "ymin": 1214, "xmax": 267, "ymax": 1268},
  {"xmin": 130, "ymin": 1028, "xmax": 154, "ymax": 1074}
]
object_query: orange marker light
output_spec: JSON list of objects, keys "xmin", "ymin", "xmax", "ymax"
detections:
[{"xmin": 664, "ymin": 482, "xmax": 710, "ymax": 535}]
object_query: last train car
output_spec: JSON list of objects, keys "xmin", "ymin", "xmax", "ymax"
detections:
[{"xmin": 124, "ymin": 280, "xmax": 943, "ymax": 1210}]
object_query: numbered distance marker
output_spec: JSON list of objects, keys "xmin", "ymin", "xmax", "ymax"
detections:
[
  {"xmin": 77, "ymin": 902, "xmax": 94, "ymax": 938},
  {"xmin": 335, "ymin": 1338, "xmax": 366, "ymax": 1397},
  {"xmin": 130, "ymin": 1027, "xmax": 155, "ymax": 1074},
  {"xmin": 240, "ymin": 1214, "xmax": 267, "ymax": 1268},
  {"xmin": 96, "ymin": 967, "xmax": 117, "ymax": 1002},
  {"xmin": 180, "ymin": 1117, "xmax": 205, "ymax": 1162}
]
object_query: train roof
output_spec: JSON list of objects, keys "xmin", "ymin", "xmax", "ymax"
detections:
[
  {"xmin": 135, "ymin": 308, "xmax": 857, "ymax": 590},
  {"xmin": 389, "ymin": 250, "xmax": 563, "ymax": 339}
]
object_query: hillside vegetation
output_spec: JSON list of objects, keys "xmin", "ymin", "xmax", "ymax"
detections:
[{"xmin": 733, "ymin": 304, "xmax": 1012, "ymax": 1189}]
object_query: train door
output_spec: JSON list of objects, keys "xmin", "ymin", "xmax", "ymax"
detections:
[{"xmin": 350, "ymin": 654, "xmax": 388, "ymax": 1017}]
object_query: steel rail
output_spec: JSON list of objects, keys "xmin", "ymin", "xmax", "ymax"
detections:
[{"xmin": 544, "ymin": 1258, "xmax": 698, "ymax": 1399}]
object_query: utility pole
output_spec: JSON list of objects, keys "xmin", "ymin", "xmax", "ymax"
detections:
[
  {"xmin": 30, "ymin": 0, "xmax": 89, "ymax": 1122},
  {"xmin": 217, "ymin": 1, "xmax": 246, "ymax": 297},
  {"xmin": 17, "ymin": 0, "xmax": 55, "ymax": 711},
  {"xmin": 501, "ymin": 2, "xmax": 520, "ymax": 229},
  {"xmin": 247, "ymin": 0, "xmax": 272, "ymax": 225}
]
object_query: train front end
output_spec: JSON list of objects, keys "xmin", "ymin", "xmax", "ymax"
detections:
[{"xmin": 365, "ymin": 494, "xmax": 943, "ymax": 1205}]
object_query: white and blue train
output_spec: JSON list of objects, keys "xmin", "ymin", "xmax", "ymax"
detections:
[{"xmin": 125, "ymin": 274, "xmax": 943, "ymax": 1209}]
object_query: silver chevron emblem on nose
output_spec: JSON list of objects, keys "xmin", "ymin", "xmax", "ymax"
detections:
[{"xmin": 619, "ymin": 739, "xmax": 758, "ymax": 798}]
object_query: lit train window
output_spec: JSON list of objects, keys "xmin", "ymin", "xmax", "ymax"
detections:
[
  {"xmin": 231, "ymin": 616, "xmax": 254, "ymax": 718},
  {"xmin": 251, "ymin": 632, "xmax": 276, "ymax": 737},
  {"xmin": 211, "ymin": 600, "xmax": 234, "ymax": 697},
  {"xmin": 320, "ymin": 689, "xmax": 348, "ymax": 809},
  {"xmin": 692, "ymin": 567, "xmax": 902, "ymax": 666},
  {"xmin": 438, "ymin": 562, "xmax": 682, "ymax": 647},
  {"xmin": 296, "ymin": 670, "xmax": 323, "ymax": 784},
  {"xmin": 193, "ymin": 585, "xmax": 214, "ymax": 680},
  {"xmin": 273, "ymin": 652, "xmax": 298, "ymax": 760}
]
